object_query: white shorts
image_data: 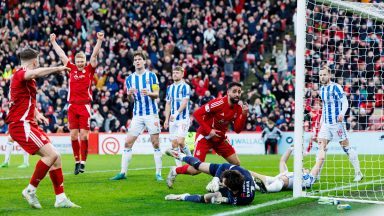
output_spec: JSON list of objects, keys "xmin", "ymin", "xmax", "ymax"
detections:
[
  {"xmin": 318, "ymin": 123, "xmax": 348, "ymax": 142},
  {"xmin": 169, "ymin": 119, "xmax": 190, "ymax": 141},
  {"xmin": 128, "ymin": 115, "xmax": 161, "ymax": 137}
]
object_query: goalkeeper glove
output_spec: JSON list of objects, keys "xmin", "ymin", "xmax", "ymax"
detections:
[{"xmin": 206, "ymin": 177, "xmax": 221, "ymax": 192}]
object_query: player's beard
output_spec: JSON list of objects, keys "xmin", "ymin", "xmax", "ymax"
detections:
[
  {"xmin": 173, "ymin": 77, "xmax": 181, "ymax": 82},
  {"xmin": 230, "ymin": 96, "xmax": 240, "ymax": 104},
  {"xmin": 320, "ymin": 78, "xmax": 329, "ymax": 85}
]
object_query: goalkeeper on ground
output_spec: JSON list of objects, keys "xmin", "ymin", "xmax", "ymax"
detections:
[{"xmin": 164, "ymin": 149, "xmax": 264, "ymax": 206}]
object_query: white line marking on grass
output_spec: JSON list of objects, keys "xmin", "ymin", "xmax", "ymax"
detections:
[
  {"xmin": 314, "ymin": 178, "xmax": 384, "ymax": 193},
  {"xmin": 212, "ymin": 197, "xmax": 297, "ymax": 216},
  {"xmin": 212, "ymin": 178, "xmax": 384, "ymax": 216},
  {"xmin": 0, "ymin": 166, "xmax": 172, "ymax": 180}
]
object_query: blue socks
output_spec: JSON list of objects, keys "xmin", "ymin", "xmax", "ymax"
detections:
[
  {"xmin": 183, "ymin": 156, "xmax": 201, "ymax": 170},
  {"xmin": 184, "ymin": 195, "xmax": 204, "ymax": 203}
]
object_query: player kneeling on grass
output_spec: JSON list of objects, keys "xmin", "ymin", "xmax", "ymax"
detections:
[
  {"xmin": 6, "ymin": 47, "xmax": 79, "ymax": 209},
  {"xmin": 251, "ymin": 145, "xmax": 325, "ymax": 192},
  {"xmin": 164, "ymin": 149, "xmax": 265, "ymax": 206}
]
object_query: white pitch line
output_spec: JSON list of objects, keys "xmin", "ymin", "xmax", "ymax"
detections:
[
  {"xmin": 315, "ymin": 178, "xmax": 384, "ymax": 193},
  {"xmin": 213, "ymin": 178, "xmax": 384, "ymax": 216},
  {"xmin": 212, "ymin": 197, "xmax": 297, "ymax": 216},
  {"xmin": 0, "ymin": 166, "xmax": 172, "ymax": 180}
]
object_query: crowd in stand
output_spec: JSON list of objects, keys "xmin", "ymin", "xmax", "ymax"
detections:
[
  {"xmin": 304, "ymin": 1, "xmax": 384, "ymax": 131},
  {"xmin": 0, "ymin": 0, "xmax": 297, "ymax": 134},
  {"xmin": 2, "ymin": 0, "xmax": 381, "ymax": 135}
]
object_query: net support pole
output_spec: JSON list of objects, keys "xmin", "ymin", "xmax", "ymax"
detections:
[{"xmin": 293, "ymin": 0, "xmax": 306, "ymax": 198}]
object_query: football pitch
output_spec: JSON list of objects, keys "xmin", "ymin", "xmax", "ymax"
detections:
[{"xmin": 0, "ymin": 154, "xmax": 378, "ymax": 216}]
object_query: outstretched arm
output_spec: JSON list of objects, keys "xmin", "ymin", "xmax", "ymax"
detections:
[
  {"xmin": 90, "ymin": 32, "xmax": 104, "ymax": 68},
  {"xmin": 50, "ymin": 33, "xmax": 69, "ymax": 66},
  {"xmin": 279, "ymin": 145, "xmax": 293, "ymax": 173},
  {"xmin": 24, "ymin": 66, "xmax": 69, "ymax": 80},
  {"xmin": 310, "ymin": 147, "xmax": 325, "ymax": 177}
]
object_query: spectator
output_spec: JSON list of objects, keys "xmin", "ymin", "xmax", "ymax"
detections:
[
  {"xmin": 0, "ymin": 119, "xmax": 8, "ymax": 133},
  {"xmin": 198, "ymin": 90, "xmax": 215, "ymax": 107}
]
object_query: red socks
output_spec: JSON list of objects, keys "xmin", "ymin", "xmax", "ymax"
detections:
[
  {"xmin": 71, "ymin": 140, "xmax": 80, "ymax": 162},
  {"xmin": 176, "ymin": 165, "xmax": 189, "ymax": 175},
  {"xmin": 30, "ymin": 160, "xmax": 50, "ymax": 187},
  {"xmin": 49, "ymin": 168, "xmax": 64, "ymax": 195},
  {"xmin": 80, "ymin": 140, "xmax": 88, "ymax": 162}
]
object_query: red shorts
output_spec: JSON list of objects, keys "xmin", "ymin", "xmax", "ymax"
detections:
[
  {"xmin": 68, "ymin": 104, "xmax": 91, "ymax": 130},
  {"xmin": 193, "ymin": 133, "xmax": 236, "ymax": 161},
  {"xmin": 9, "ymin": 122, "xmax": 51, "ymax": 155}
]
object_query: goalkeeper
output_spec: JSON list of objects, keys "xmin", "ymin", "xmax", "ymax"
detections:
[{"xmin": 164, "ymin": 149, "xmax": 264, "ymax": 206}]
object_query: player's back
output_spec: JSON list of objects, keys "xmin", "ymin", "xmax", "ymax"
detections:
[
  {"xmin": 226, "ymin": 165, "xmax": 256, "ymax": 205},
  {"xmin": 67, "ymin": 62, "xmax": 95, "ymax": 104},
  {"xmin": 197, "ymin": 96, "xmax": 242, "ymax": 136},
  {"xmin": 320, "ymin": 82, "xmax": 343, "ymax": 125},
  {"xmin": 6, "ymin": 67, "xmax": 37, "ymax": 124}
]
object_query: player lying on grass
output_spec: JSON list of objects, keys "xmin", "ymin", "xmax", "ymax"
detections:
[
  {"xmin": 164, "ymin": 149, "xmax": 266, "ymax": 206},
  {"xmin": 251, "ymin": 145, "xmax": 325, "ymax": 192}
]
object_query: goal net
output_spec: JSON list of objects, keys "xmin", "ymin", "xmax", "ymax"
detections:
[{"xmin": 294, "ymin": 0, "xmax": 384, "ymax": 204}]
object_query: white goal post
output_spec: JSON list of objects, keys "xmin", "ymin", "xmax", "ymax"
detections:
[{"xmin": 294, "ymin": 0, "xmax": 384, "ymax": 204}]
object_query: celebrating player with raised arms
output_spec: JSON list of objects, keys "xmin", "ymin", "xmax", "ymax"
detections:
[
  {"xmin": 166, "ymin": 82, "xmax": 248, "ymax": 188},
  {"xmin": 318, "ymin": 66, "xmax": 363, "ymax": 182},
  {"xmin": 50, "ymin": 32, "xmax": 104, "ymax": 175},
  {"xmin": 6, "ymin": 47, "xmax": 79, "ymax": 208},
  {"xmin": 111, "ymin": 51, "xmax": 163, "ymax": 181},
  {"xmin": 163, "ymin": 66, "xmax": 192, "ymax": 167}
]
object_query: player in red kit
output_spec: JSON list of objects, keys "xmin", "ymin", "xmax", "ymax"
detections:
[
  {"xmin": 6, "ymin": 47, "xmax": 79, "ymax": 208},
  {"xmin": 306, "ymin": 100, "xmax": 322, "ymax": 155},
  {"xmin": 166, "ymin": 82, "xmax": 248, "ymax": 188},
  {"xmin": 50, "ymin": 32, "xmax": 104, "ymax": 174}
]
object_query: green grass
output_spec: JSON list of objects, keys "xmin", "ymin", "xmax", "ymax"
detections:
[{"xmin": 0, "ymin": 154, "xmax": 378, "ymax": 215}]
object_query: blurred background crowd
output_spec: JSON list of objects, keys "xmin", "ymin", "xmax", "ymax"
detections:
[{"xmin": 0, "ymin": 0, "xmax": 383, "ymax": 135}]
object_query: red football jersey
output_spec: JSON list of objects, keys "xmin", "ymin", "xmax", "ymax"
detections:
[
  {"xmin": 6, "ymin": 67, "xmax": 37, "ymax": 123},
  {"xmin": 66, "ymin": 61, "xmax": 95, "ymax": 104},
  {"xmin": 311, "ymin": 109, "xmax": 322, "ymax": 130},
  {"xmin": 193, "ymin": 96, "xmax": 247, "ymax": 141}
]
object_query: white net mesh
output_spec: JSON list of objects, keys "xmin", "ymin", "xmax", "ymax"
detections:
[{"xmin": 302, "ymin": 0, "xmax": 384, "ymax": 203}]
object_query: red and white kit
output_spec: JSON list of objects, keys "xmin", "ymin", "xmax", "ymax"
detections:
[
  {"xmin": 66, "ymin": 62, "xmax": 95, "ymax": 130},
  {"xmin": 6, "ymin": 67, "xmax": 50, "ymax": 154},
  {"xmin": 192, "ymin": 96, "xmax": 247, "ymax": 160}
]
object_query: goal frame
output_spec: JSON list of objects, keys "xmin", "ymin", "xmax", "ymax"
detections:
[{"xmin": 293, "ymin": 0, "xmax": 384, "ymax": 204}]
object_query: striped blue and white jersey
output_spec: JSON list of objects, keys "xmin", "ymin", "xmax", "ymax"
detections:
[
  {"xmin": 319, "ymin": 82, "xmax": 346, "ymax": 125},
  {"xmin": 166, "ymin": 81, "xmax": 191, "ymax": 121},
  {"xmin": 125, "ymin": 70, "xmax": 159, "ymax": 116}
]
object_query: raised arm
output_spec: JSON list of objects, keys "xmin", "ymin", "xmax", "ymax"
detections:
[
  {"xmin": 24, "ymin": 66, "xmax": 69, "ymax": 80},
  {"xmin": 279, "ymin": 145, "xmax": 293, "ymax": 173},
  {"xmin": 90, "ymin": 32, "xmax": 104, "ymax": 68},
  {"xmin": 50, "ymin": 34, "xmax": 69, "ymax": 66},
  {"xmin": 233, "ymin": 103, "xmax": 248, "ymax": 133}
]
